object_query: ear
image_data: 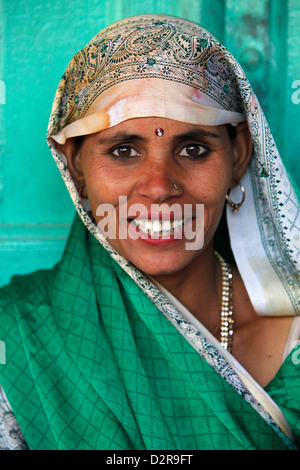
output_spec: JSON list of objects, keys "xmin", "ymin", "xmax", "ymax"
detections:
[
  {"xmin": 57, "ymin": 138, "xmax": 88, "ymax": 197},
  {"xmin": 229, "ymin": 122, "xmax": 253, "ymax": 189}
]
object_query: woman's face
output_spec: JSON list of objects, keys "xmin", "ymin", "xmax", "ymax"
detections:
[{"xmin": 70, "ymin": 117, "xmax": 250, "ymax": 276}]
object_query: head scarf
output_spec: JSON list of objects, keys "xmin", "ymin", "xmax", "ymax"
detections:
[{"xmin": 47, "ymin": 14, "xmax": 299, "ymax": 316}]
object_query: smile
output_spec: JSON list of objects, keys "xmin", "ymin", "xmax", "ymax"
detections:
[{"xmin": 132, "ymin": 218, "xmax": 184, "ymax": 238}]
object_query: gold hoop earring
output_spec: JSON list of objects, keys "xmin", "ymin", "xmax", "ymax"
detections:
[{"xmin": 226, "ymin": 182, "xmax": 245, "ymax": 212}]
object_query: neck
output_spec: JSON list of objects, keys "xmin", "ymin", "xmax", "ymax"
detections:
[{"xmin": 152, "ymin": 243, "xmax": 223, "ymax": 333}]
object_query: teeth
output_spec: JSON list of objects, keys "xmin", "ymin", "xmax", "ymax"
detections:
[
  {"xmin": 133, "ymin": 219, "xmax": 184, "ymax": 237},
  {"xmin": 162, "ymin": 220, "xmax": 171, "ymax": 231},
  {"xmin": 152, "ymin": 221, "xmax": 161, "ymax": 232}
]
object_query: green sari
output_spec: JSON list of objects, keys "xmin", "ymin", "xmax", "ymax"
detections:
[{"xmin": 0, "ymin": 214, "xmax": 298, "ymax": 450}]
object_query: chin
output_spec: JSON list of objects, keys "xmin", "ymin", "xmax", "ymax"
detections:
[
  {"xmin": 108, "ymin": 237, "xmax": 203, "ymax": 277},
  {"xmin": 131, "ymin": 253, "xmax": 196, "ymax": 278}
]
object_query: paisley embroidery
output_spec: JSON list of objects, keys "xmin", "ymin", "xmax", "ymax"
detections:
[{"xmin": 48, "ymin": 16, "xmax": 244, "ymax": 135}]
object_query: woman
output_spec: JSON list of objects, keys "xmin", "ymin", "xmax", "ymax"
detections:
[{"xmin": 0, "ymin": 14, "xmax": 299, "ymax": 450}]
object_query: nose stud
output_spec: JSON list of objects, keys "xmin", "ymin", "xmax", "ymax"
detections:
[{"xmin": 173, "ymin": 183, "xmax": 181, "ymax": 191}]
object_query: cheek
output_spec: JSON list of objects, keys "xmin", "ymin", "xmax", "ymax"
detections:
[
  {"xmin": 82, "ymin": 161, "xmax": 134, "ymax": 224},
  {"xmin": 189, "ymin": 161, "xmax": 232, "ymax": 240},
  {"xmin": 192, "ymin": 164, "xmax": 232, "ymax": 204},
  {"xmin": 83, "ymin": 160, "xmax": 121, "ymax": 202},
  {"xmin": 86, "ymin": 182, "xmax": 121, "ymax": 223}
]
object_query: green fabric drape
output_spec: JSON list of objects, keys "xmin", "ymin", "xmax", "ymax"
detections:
[{"xmin": 0, "ymin": 214, "xmax": 297, "ymax": 450}]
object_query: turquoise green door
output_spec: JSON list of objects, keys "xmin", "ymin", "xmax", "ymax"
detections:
[{"xmin": 0, "ymin": 0, "xmax": 299, "ymax": 286}]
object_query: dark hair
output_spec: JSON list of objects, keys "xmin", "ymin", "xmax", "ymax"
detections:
[
  {"xmin": 226, "ymin": 124, "xmax": 237, "ymax": 140},
  {"xmin": 213, "ymin": 124, "xmax": 237, "ymax": 264},
  {"xmin": 75, "ymin": 135, "xmax": 84, "ymax": 149}
]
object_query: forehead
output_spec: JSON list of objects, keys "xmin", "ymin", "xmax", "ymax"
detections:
[{"xmin": 85, "ymin": 117, "xmax": 225, "ymax": 144}]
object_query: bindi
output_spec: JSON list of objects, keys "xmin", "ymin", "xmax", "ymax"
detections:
[{"xmin": 155, "ymin": 128, "xmax": 164, "ymax": 137}]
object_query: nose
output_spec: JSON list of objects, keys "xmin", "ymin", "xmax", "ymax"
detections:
[{"xmin": 135, "ymin": 159, "xmax": 182, "ymax": 202}]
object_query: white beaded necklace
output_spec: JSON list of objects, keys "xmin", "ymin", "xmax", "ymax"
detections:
[{"xmin": 215, "ymin": 251, "xmax": 234, "ymax": 353}]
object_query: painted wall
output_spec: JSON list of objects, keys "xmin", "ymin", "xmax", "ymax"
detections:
[{"xmin": 0, "ymin": 0, "xmax": 299, "ymax": 286}]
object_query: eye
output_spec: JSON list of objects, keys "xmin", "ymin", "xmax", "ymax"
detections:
[
  {"xmin": 179, "ymin": 144, "xmax": 207, "ymax": 159},
  {"xmin": 111, "ymin": 145, "xmax": 140, "ymax": 159}
]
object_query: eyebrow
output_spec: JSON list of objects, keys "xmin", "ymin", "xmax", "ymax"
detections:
[
  {"xmin": 94, "ymin": 128, "xmax": 221, "ymax": 146},
  {"xmin": 173, "ymin": 129, "xmax": 221, "ymax": 142},
  {"xmin": 94, "ymin": 133, "xmax": 146, "ymax": 146}
]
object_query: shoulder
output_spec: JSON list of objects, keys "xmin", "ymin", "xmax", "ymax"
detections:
[
  {"xmin": 0, "ymin": 270, "xmax": 55, "ymax": 451},
  {"xmin": 0, "ymin": 269, "xmax": 53, "ymax": 340},
  {"xmin": 0, "ymin": 269, "xmax": 52, "ymax": 305}
]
